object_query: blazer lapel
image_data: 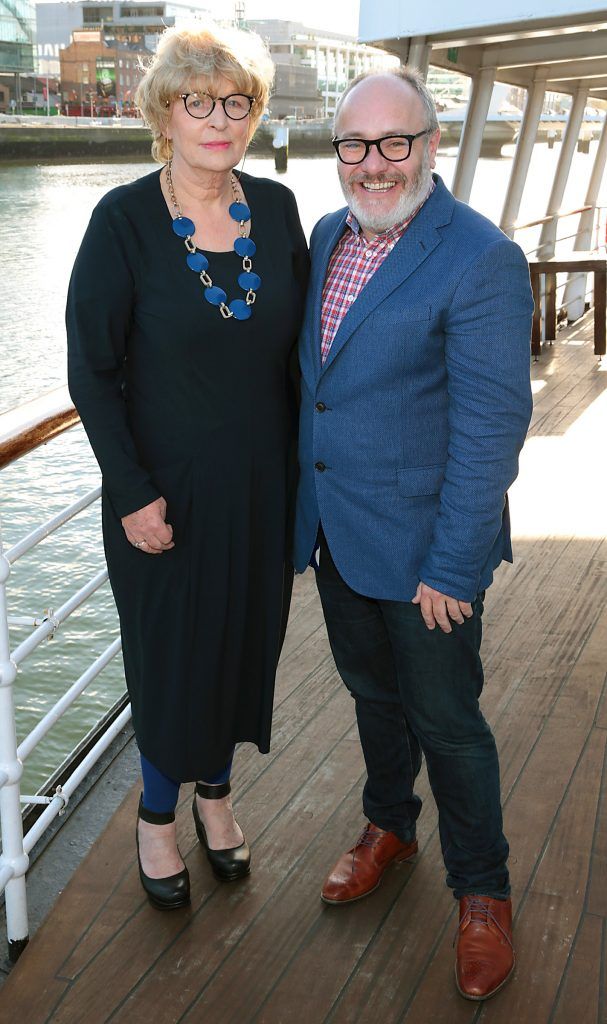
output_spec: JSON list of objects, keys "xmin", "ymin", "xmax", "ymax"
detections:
[
  {"xmin": 320, "ymin": 177, "xmax": 455, "ymax": 377},
  {"xmin": 310, "ymin": 210, "xmax": 348, "ymax": 380}
]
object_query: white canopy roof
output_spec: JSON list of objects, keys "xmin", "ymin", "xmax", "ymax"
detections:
[{"xmin": 358, "ymin": 2, "xmax": 607, "ymax": 100}]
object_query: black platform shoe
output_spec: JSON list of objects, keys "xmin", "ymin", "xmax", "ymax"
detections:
[
  {"xmin": 192, "ymin": 781, "xmax": 251, "ymax": 882},
  {"xmin": 136, "ymin": 796, "xmax": 190, "ymax": 910}
]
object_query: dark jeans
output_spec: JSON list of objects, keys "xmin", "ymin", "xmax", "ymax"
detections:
[{"xmin": 316, "ymin": 532, "xmax": 510, "ymax": 900}]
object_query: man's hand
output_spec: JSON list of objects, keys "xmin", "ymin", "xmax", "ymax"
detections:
[
  {"xmin": 412, "ymin": 581, "xmax": 473, "ymax": 633},
  {"xmin": 121, "ymin": 497, "xmax": 175, "ymax": 555}
]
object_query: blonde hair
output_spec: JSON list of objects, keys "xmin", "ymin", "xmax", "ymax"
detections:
[{"xmin": 136, "ymin": 21, "xmax": 274, "ymax": 163}]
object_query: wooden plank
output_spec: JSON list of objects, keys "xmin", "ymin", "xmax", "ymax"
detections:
[
  {"xmin": 57, "ymin": 678, "xmax": 354, "ymax": 982},
  {"xmin": 108, "ymin": 733, "xmax": 366, "ymax": 1024},
  {"xmin": 585, "ymin": 628, "xmax": 607, "ymax": 918},
  {"xmin": 532, "ymin": 269, "xmax": 542, "ymax": 357},
  {"xmin": 285, "ymin": 832, "xmax": 451, "ymax": 1024},
  {"xmin": 49, "ymin": 729, "xmax": 365, "ymax": 1023},
  {"xmin": 398, "ymin": 728, "xmax": 606, "ymax": 1023},
  {"xmin": 530, "ymin": 255, "xmax": 607, "ymax": 272},
  {"xmin": 331, "ymin": 588, "xmax": 607, "ymax": 1023},
  {"xmin": 498, "ymin": 621, "xmax": 607, "ymax": 898},
  {"xmin": 546, "ymin": 272, "xmax": 557, "ymax": 340},
  {"xmin": 594, "ymin": 268, "xmax": 606, "ymax": 356},
  {"xmin": 0, "ymin": 788, "xmax": 140, "ymax": 1024},
  {"xmin": 182, "ymin": 790, "xmax": 434, "ymax": 1024},
  {"xmin": 551, "ymin": 913, "xmax": 603, "ymax": 1024},
  {"xmin": 180, "ymin": 773, "xmax": 437, "ymax": 1024}
]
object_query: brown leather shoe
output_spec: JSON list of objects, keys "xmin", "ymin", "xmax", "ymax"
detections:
[
  {"xmin": 455, "ymin": 895, "xmax": 515, "ymax": 1000},
  {"xmin": 321, "ymin": 823, "xmax": 418, "ymax": 905}
]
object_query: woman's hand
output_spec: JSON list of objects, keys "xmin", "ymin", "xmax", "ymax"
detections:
[{"xmin": 121, "ymin": 497, "xmax": 175, "ymax": 555}]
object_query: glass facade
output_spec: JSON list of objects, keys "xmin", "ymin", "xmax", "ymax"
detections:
[{"xmin": 0, "ymin": 0, "xmax": 35, "ymax": 73}]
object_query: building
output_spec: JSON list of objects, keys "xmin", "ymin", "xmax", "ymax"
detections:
[
  {"xmin": 0, "ymin": 0, "xmax": 36, "ymax": 110},
  {"xmin": 248, "ymin": 19, "xmax": 398, "ymax": 119},
  {"xmin": 270, "ymin": 56, "xmax": 320, "ymax": 119},
  {"xmin": 36, "ymin": 0, "xmax": 211, "ymax": 77},
  {"xmin": 59, "ymin": 27, "xmax": 148, "ymax": 112}
]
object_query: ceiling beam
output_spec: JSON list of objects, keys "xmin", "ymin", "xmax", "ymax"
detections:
[
  {"xmin": 545, "ymin": 61, "xmax": 607, "ymax": 82},
  {"xmin": 385, "ymin": 11, "xmax": 607, "ymax": 49},
  {"xmin": 475, "ymin": 32, "xmax": 607, "ymax": 69}
]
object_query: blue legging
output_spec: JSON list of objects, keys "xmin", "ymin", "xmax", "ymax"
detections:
[{"xmin": 140, "ymin": 750, "xmax": 234, "ymax": 815}]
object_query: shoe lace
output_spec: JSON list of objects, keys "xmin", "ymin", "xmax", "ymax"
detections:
[
  {"xmin": 350, "ymin": 826, "xmax": 381, "ymax": 873},
  {"xmin": 453, "ymin": 897, "xmax": 513, "ymax": 949}
]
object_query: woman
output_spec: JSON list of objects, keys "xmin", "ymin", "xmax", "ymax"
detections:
[{"xmin": 66, "ymin": 22, "xmax": 308, "ymax": 910}]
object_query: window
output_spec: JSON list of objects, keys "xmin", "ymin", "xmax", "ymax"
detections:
[{"xmin": 83, "ymin": 6, "xmax": 112, "ymax": 24}]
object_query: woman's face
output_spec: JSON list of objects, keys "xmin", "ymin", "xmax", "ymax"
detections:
[{"xmin": 165, "ymin": 74, "xmax": 251, "ymax": 174}]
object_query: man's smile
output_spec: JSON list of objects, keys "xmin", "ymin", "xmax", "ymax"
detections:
[{"xmin": 360, "ymin": 181, "xmax": 397, "ymax": 192}]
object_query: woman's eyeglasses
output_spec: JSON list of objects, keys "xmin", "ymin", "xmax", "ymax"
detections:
[{"xmin": 176, "ymin": 93, "xmax": 254, "ymax": 120}]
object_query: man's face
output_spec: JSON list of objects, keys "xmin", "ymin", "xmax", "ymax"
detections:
[{"xmin": 334, "ymin": 76, "xmax": 440, "ymax": 238}]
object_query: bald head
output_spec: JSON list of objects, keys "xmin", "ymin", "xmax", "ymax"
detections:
[{"xmin": 334, "ymin": 67, "xmax": 439, "ymax": 137}]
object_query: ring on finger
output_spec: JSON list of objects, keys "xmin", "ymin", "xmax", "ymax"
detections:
[{"xmin": 133, "ymin": 539, "xmax": 147, "ymax": 549}]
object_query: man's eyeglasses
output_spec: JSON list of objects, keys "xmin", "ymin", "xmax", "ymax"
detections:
[
  {"xmin": 332, "ymin": 131, "xmax": 430, "ymax": 165},
  {"xmin": 175, "ymin": 93, "xmax": 254, "ymax": 120}
]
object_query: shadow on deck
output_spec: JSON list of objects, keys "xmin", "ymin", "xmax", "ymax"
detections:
[{"xmin": 2, "ymin": 316, "xmax": 607, "ymax": 1024}]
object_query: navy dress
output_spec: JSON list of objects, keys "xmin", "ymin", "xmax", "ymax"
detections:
[{"xmin": 67, "ymin": 169, "xmax": 309, "ymax": 780}]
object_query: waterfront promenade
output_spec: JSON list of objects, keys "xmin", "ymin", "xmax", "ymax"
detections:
[{"xmin": 1, "ymin": 312, "xmax": 606, "ymax": 1022}]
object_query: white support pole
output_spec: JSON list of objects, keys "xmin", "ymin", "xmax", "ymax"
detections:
[
  {"xmin": 538, "ymin": 85, "xmax": 589, "ymax": 258},
  {"xmin": 452, "ymin": 67, "xmax": 496, "ymax": 203},
  {"xmin": 563, "ymin": 112, "xmax": 607, "ymax": 320},
  {"xmin": 500, "ymin": 76, "xmax": 547, "ymax": 238},
  {"xmin": 0, "ymin": 521, "xmax": 29, "ymax": 962},
  {"xmin": 407, "ymin": 37, "xmax": 431, "ymax": 80}
]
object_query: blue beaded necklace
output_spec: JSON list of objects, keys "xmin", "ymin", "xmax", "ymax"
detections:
[{"xmin": 166, "ymin": 160, "xmax": 260, "ymax": 321}]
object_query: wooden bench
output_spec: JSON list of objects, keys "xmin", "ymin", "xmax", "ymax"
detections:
[{"xmin": 528, "ymin": 253, "xmax": 606, "ymax": 358}]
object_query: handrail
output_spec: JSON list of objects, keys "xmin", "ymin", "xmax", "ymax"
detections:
[
  {"xmin": 514, "ymin": 205, "xmax": 593, "ymax": 233},
  {"xmin": 0, "ymin": 386, "xmax": 79, "ymax": 471},
  {"xmin": 0, "ymin": 399, "xmax": 125, "ymax": 963}
]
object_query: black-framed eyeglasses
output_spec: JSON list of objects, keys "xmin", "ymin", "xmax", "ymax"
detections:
[
  {"xmin": 331, "ymin": 131, "xmax": 429, "ymax": 165},
  {"xmin": 176, "ymin": 92, "xmax": 254, "ymax": 120}
]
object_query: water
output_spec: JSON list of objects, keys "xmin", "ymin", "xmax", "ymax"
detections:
[{"xmin": 1, "ymin": 141, "xmax": 605, "ymax": 793}]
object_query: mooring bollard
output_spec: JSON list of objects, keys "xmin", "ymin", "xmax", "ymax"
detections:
[{"xmin": 273, "ymin": 123, "xmax": 289, "ymax": 173}]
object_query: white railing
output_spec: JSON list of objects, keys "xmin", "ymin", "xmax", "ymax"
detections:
[
  {"xmin": 516, "ymin": 204, "xmax": 607, "ymax": 334},
  {"xmin": 0, "ymin": 389, "xmax": 129, "ymax": 963}
]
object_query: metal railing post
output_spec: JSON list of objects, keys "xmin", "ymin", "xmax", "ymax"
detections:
[
  {"xmin": 563, "ymin": 112, "xmax": 607, "ymax": 321},
  {"xmin": 538, "ymin": 85, "xmax": 589, "ymax": 258},
  {"xmin": 452, "ymin": 66, "xmax": 496, "ymax": 203},
  {"xmin": 0, "ymin": 515, "xmax": 29, "ymax": 962},
  {"xmin": 500, "ymin": 75, "xmax": 547, "ymax": 238}
]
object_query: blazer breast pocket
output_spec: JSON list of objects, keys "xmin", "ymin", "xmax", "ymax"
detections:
[
  {"xmin": 397, "ymin": 464, "xmax": 446, "ymax": 497},
  {"xmin": 400, "ymin": 303, "xmax": 434, "ymax": 322}
]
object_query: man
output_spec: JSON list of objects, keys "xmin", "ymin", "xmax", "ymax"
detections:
[{"xmin": 294, "ymin": 67, "xmax": 533, "ymax": 1001}]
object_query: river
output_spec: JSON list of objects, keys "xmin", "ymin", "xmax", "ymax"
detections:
[{"xmin": 1, "ymin": 141, "xmax": 604, "ymax": 793}]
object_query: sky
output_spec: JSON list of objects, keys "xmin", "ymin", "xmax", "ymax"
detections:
[
  {"xmin": 215, "ymin": 0, "xmax": 361, "ymax": 35},
  {"xmin": 32, "ymin": 0, "xmax": 362, "ymax": 36}
]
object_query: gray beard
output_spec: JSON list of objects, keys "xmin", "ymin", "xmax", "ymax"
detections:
[{"xmin": 339, "ymin": 151, "xmax": 433, "ymax": 234}]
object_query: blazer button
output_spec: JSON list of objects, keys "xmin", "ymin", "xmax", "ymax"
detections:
[
  {"xmin": 315, "ymin": 402, "xmax": 327, "ymax": 412},
  {"xmin": 315, "ymin": 461, "xmax": 326, "ymax": 472}
]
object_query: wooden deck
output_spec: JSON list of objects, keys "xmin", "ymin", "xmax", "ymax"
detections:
[{"xmin": 2, "ymin": 316, "xmax": 607, "ymax": 1024}]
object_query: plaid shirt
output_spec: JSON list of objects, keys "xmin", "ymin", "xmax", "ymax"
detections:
[{"xmin": 320, "ymin": 185, "xmax": 434, "ymax": 364}]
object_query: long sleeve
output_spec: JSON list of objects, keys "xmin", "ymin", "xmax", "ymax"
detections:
[
  {"xmin": 417, "ymin": 236, "xmax": 534, "ymax": 601},
  {"xmin": 66, "ymin": 199, "xmax": 161, "ymax": 519},
  {"xmin": 283, "ymin": 187, "xmax": 310, "ymax": 418}
]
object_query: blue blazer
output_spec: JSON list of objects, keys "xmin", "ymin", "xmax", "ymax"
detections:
[{"xmin": 293, "ymin": 175, "xmax": 534, "ymax": 603}]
